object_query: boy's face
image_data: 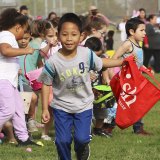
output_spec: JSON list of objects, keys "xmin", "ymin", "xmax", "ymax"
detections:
[
  {"xmin": 18, "ymin": 33, "xmax": 31, "ymax": 48},
  {"xmin": 131, "ymin": 24, "xmax": 146, "ymax": 42},
  {"xmin": 58, "ymin": 22, "xmax": 81, "ymax": 53}
]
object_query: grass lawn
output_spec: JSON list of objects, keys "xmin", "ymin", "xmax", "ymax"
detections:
[{"xmin": 1, "ymin": 74, "xmax": 160, "ymax": 160}]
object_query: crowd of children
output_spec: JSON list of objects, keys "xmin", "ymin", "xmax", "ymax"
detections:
[{"xmin": 0, "ymin": 4, "xmax": 157, "ymax": 160}]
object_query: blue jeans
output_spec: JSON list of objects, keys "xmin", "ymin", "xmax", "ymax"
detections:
[
  {"xmin": 53, "ymin": 108, "xmax": 92, "ymax": 160},
  {"xmin": 133, "ymin": 119, "xmax": 143, "ymax": 133}
]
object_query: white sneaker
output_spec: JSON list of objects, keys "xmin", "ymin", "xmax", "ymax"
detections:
[
  {"xmin": 27, "ymin": 119, "xmax": 38, "ymax": 132},
  {"xmin": 41, "ymin": 135, "xmax": 52, "ymax": 141}
]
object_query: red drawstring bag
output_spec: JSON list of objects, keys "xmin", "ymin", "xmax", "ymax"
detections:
[{"xmin": 110, "ymin": 55, "xmax": 160, "ymax": 129}]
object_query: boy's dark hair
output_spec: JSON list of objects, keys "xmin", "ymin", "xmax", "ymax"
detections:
[
  {"xmin": 84, "ymin": 37, "xmax": 102, "ymax": 51},
  {"xmin": 125, "ymin": 17, "xmax": 144, "ymax": 37},
  {"xmin": 20, "ymin": 5, "xmax": 28, "ymax": 12},
  {"xmin": 107, "ymin": 30, "xmax": 114, "ymax": 38},
  {"xmin": 58, "ymin": 13, "xmax": 82, "ymax": 33},
  {"xmin": 0, "ymin": 8, "xmax": 28, "ymax": 31}
]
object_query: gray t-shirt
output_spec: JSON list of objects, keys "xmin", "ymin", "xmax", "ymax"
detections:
[{"xmin": 38, "ymin": 46, "xmax": 103, "ymax": 113}]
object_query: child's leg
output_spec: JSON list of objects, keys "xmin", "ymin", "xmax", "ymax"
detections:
[
  {"xmin": 27, "ymin": 92, "xmax": 38, "ymax": 132},
  {"xmin": 93, "ymin": 107, "xmax": 106, "ymax": 128},
  {"xmin": 0, "ymin": 80, "xmax": 16, "ymax": 132},
  {"xmin": 41, "ymin": 107, "xmax": 53, "ymax": 140},
  {"xmin": 28, "ymin": 92, "xmax": 38, "ymax": 120},
  {"xmin": 133, "ymin": 119, "xmax": 143, "ymax": 133},
  {"xmin": 74, "ymin": 109, "xmax": 92, "ymax": 160},
  {"xmin": 12, "ymin": 88, "xmax": 29, "ymax": 142},
  {"xmin": 92, "ymin": 106, "xmax": 109, "ymax": 137},
  {"xmin": 2, "ymin": 121, "xmax": 17, "ymax": 143},
  {"xmin": 53, "ymin": 108, "xmax": 73, "ymax": 160}
]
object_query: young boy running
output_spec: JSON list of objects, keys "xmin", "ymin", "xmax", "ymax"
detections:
[{"xmin": 39, "ymin": 13, "xmax": 123, "ymax": 160}]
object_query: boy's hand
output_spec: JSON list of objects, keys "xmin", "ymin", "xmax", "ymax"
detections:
[
  {"xmin": 41, "ymin": 109, "xmax": 50, "ymax": 124},
  {"xmin": 133, "ymin": 54, "xmax": 138, "ymax": 62},
  {"xmin": 90, "ymin": 71, "xmax": 97, "ymax": 82}
]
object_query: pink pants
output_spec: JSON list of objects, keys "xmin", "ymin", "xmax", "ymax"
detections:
[{"xmin": 0, "ymin": 80, "xmax": 29, "ymax": 141}]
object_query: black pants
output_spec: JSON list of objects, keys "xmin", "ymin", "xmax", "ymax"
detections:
[{"xmin": 143, "ymin": 48, "xmax": 160, "ymax": 73}]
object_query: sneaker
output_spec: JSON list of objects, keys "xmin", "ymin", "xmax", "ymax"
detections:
[
  {"xmin": 41, "ymin": 135, "xmax": 52, "ymax": 141},
  {"xmin": 17, "ymin": 138, "xmax": 41, "ymax": 147},
  {"xmin": 92, "ymin": 128, "xmax": 110, "ymax": 138},
  {"xmin": 134, "ymin": 129, "xmax": 152, "ymax": 136},
  {"xmin": 103, "ymin": 128, "xmax": 113, "ymax": 137},
  {"xmin": 8, "ymin": 139, "xmax": 18, "ymax": 145},
  {"xmin": 133, "ymin": 126, "xmax": 152, "ymax": 136},
  {"xmin": 27, "ymin": 119, "xmax": 38, "ymax": 132},
  {"xmin": 76, "ymin": 143, "xmax": 90, "ymax": 160},
  {"xmin": 102, "ymin": 123, "xmax": 114, "ymax": 137}
]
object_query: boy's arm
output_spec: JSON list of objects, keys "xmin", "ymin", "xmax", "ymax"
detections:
[
  {"xmin": 41, "ymin": 84, "xmax": 51, "ymax": 124},
  {"xmin": 103, "ymin": 41, "xmax": 132, "ymax": 78},
  {"xmin": 102, "ymin": 58, "xmax": 123, "ymax": 68},
  {"xmin": 112, "ymin": 41, "xmax": 132, "ymax": 59}
]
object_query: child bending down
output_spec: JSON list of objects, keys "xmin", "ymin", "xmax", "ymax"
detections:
[{"xmin": 39, "ymin": 13, "xmax": 123, "ymax": 160}]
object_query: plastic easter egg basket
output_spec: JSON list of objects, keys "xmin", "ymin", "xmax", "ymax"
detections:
[
  {"xmin": 25, "ymin": 68, "xmax": 43, "ymax": 91},
  {"xmin": 24, "ymin": 55, "xmax": 43, "ymax": 91}
]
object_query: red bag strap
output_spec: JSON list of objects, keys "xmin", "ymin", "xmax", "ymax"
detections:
[{"xmin": 139, "ymin": 66, "xmax": 160, "ymax": 89}]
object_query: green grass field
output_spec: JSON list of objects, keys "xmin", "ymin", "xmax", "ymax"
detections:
[{"xmin": 1, "ymin": 74, "xmax": 160, "ymax": 160}]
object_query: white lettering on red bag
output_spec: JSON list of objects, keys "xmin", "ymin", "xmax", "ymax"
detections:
[{"xmin": 119, "ymin": 73, "xmax": 137, "ymax": 109}]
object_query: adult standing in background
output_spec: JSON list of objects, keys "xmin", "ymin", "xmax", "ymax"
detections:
[
  {"xmin": 137, "ymin": 8, "xmax": 147, "ymax": 24},
  {"xmin": 46, "ymin": 12, "xmax": 57, "ymax": 21},
  {"xmin": 144, "ymin": 14, "xmax": 160, "ymax": 73}
]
